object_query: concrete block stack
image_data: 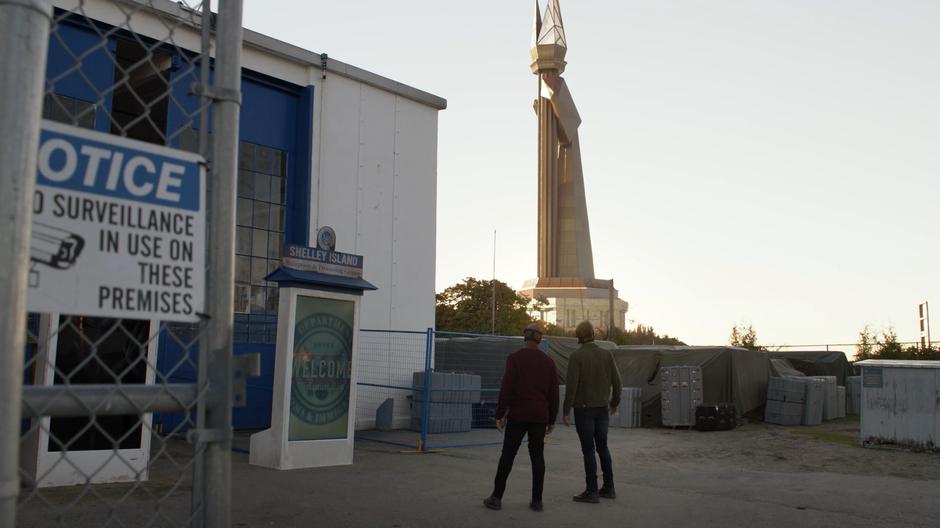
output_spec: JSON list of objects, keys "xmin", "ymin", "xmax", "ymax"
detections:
[
  {"xmin": 558, "ymin": 386, "xmax": 642, "ymax": 428},
  {"xmin": 763, "ymin": 376, "xmax": 826, "ymax": 426},
  {"xmin": 610, "ymin": 388, "xmax": 643, "ymax": 428},
  {"xmin": 815, "ymin": 376, "xmax": 839, "ymax": 420},
  {"xmin": 410, "ymin": 371, "xmax": 481, "ymax": 433},
  {"xmin": 846, "ymin": 376, "xmax": 861, "ymax": 415},
  {"xmin": 836, "ymin": 386, "xmax": 846, "ymax": 419},
  {"xmin": 802, "ymin": 378, "xmax": 826, "ymax": 425},
  {"xmin": 764, "ymin": 377, "xmax": 806, "ymax": 425}
]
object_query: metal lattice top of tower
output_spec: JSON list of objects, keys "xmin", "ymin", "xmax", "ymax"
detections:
[
  {"xmin": 530, "ymin": 0, "xmax": 567, "ymax": 73},
  {"xmin": 537, "ymin": 0, "xmax": 566, "ymax": 49}
]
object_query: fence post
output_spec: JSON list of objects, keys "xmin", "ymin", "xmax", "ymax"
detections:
[
  {"xmin": 420, "ymin": 328, "xmax": 433, "ymax": 451},
  {"xmin": 200, "ymin": 1, "xmax": 243, "ymax": 527},
  {"xmin": 0, "ymin": 0, "xmax": 52, "ymax": 525}
]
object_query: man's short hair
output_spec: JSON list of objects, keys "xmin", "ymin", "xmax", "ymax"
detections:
[
  {"xmin": 575, "ymin": 321, "xmax": 595, "ymax": 341},
  {"xmin": 523, "ymin": 323, "xmax": 544, "ymax": 342}
]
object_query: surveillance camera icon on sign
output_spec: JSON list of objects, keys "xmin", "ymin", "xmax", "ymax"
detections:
[{"xmin": 29, "ymin": 222, "xmax": 85, "ymax": 288}]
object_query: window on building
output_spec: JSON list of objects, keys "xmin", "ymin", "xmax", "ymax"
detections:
[
  {"xmin": 234, "ymin": 141, "xmax": 287, "ymax": 343},
  {"xmin": 109, "ymin": 39, "xmax": 172, "ymax": 144},
  {"xmin": 42, "ymin": 93, "xmax": 97, "ymax": 129}
]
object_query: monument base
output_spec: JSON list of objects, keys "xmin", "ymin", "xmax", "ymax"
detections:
[{"xmin": 520, "ymin": 277, "xmax": 629, "ymax": 332}]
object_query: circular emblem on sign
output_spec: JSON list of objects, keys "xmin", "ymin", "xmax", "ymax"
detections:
[
  {"xmin": 291, "ymin": 312, "xmax": 353, "ymax": 426},
  {"xmin": 316, "ymin": 226, "xmax": 336, "ymax": 251}
]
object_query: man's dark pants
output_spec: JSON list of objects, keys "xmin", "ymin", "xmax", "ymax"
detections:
[
  {"xmin": 574, "ymin": 406, "xmax": 613, "ymax": 492},
  {"xmin": 492, "ymin": 420, "xmax": 547, "ymax": 501}
]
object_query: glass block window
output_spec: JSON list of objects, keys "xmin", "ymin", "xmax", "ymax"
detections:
[
  {"xmin": 234, "ymin": 141, "xmax": 287, "ymax": 344},
  {"xmin": 42, "ymin": 93, "xmax": 96, "ymax": 129}
]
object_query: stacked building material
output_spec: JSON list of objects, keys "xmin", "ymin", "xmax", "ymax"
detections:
[
  {"xmin": 764, "ymin": 377, "xmax": 806, "ymax": 425},
  {"xmin": 763, "ymin": 376, "xmax": 826, "ymax": 426},
  {"xmin": 409, "ymin": 371, "xmax": 481, "ymax": 433},
  {"xmin": 802, "ymin": 377, "xmax": 826, "ymax": 425},
  {"xmin": 836, "ymin": 386, "xmax": 846, "ymax": 418},
  {"xmin": 610, "ymin": 388, "xmax": 642, "ymax": 428},
  {"xmin": 814, "ymin": 376, "xmax": 839, "ymax": 420},
  {"xmin": 558, "ymin": 386, "xmax": 642, "ymax": 428},
  {"xmin": 846, "ymin": 376, "xmax": 861, "ymax": 415},
  {"xmin": 661, "ymin": 366, "xmax": 703, "ymax": 427}
]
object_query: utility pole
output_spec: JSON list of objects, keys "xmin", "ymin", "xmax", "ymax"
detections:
[
  {"xmin": 608, "ymin": 279, "xmax": 615, "ymax": 337},
  {"xmin": 919, "ymin": 301, "xmax": 931, "ymax": 350},
  {"xmin": 491, "ymin": 229, "xmax": 496, "ymax": 335}
]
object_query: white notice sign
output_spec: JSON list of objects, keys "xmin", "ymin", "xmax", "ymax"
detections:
[{"xmin": 28, "ymin": 120, "xmax": 206, "ymax": 322}]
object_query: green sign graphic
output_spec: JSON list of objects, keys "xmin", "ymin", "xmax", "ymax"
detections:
[{"xmin": 288, "ymin": 296, "xmax": 355, "ymax": 441}]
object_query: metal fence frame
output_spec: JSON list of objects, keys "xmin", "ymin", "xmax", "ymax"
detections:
[
  {"xmin": 1, "ymin": 1, "xmax": 244, "ymax": 526},
  {"xmin": 356, "ymin": 328, "xmax": 548, "ymax": 452}
]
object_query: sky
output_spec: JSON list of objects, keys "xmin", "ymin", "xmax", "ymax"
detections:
[{"xmin": 243, "ymin": 0, "xmax": 940, "ymax": 347}]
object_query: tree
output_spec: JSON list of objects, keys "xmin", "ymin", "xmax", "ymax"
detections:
[
  {"xmin": 874, "ymin": 328, "xmax": 905, "ymax": 359},
  {"xmin": 855, "ymin": 325, "xmax": 877, "ymax": 361},
  {"xmin": 730, "ymin": 323, "xmax": 760, "ymax": 349},
  {"xmin": 609, "ymin": 325, "xmax": 686, "ymax": 346},
  {"xmin": 854, "ymin": 325, "xmax": 940, "ymax": 361},
  {"xmin": 435, "ymin": 277, "xmax": 535, "ymax": 335}
]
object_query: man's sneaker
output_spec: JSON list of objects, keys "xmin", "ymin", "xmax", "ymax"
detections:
[
  {"xmin": 572, "ymin": 491, "xmax": 600, "ymax": 504},
  {"xmin": 483, "ymin": 496, "xmax": 502, "ymax": 510},
  {"xmin": 529, "ymin": 500, "xmax": 543, "ymax": 512},
  {"xmin": 599, "ymin": 486, "xmax": 616, "ymax": 499}
]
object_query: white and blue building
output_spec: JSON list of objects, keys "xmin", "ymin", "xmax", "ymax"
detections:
[{"xmin": 33, "ymin": 0, "xmax": 444, "ymax": 438}]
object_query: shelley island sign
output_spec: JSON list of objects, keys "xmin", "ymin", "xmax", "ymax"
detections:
[{"xmin": 282, "ymin": 243, "xmax": 363, "ymax": 280}]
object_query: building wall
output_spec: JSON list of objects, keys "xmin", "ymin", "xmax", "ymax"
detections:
[
  {"xmin": 59, "ymin": 0, "xmax": 440, "ymax": 334},
  {"xmin": 531, "ymin": 296, "xmax": 629, "ymax": 332}
]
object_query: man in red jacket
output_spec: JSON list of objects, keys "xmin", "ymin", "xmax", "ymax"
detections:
[{"xmin": 483, "ymin": 323, "xmax": 559, "ymax": 513}]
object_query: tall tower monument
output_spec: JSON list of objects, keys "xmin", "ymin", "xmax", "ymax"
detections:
[{"xmin": 521, "ymin": 0, "xmax": 629, "ymax": 333}]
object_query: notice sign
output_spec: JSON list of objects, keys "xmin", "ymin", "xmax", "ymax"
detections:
[
  {"xmin": 288, "ymin": 296, "xmax": 355, "ymax": 441},
  {"xmin": 27, "ymin": 120, "xmax": 205, "ymax": 322}
]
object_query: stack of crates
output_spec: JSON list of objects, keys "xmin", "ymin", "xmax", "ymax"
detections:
[
  {"xmin": 661, "ymin": 366, "xmax": 703, "ymax": 427},
  {"xmin": 764, "ymin": 377, "xmax": 805, "ymax": 425},
  {"xmin": 557, "ymin": 386, "xmax": 642, "ymax": 428},
  {"xmin": 846, "ymin": 376, "xmax": 861, "ymax": 415},
  {"xmin": 802, "ymin": 378, "xmax": 825, "ymax": 425},
  {"xmin": 410, "ymin": 371, "xmax": 481, "ymax": 433},
  {"xmin": 763, "ymin": 377, "xmax": 825, "ymax": 426},
  {"xmin": 610, "ymin": 388, "xmax": 643, "ymax": 428},
  {"xmin": 836, "ymin": 386, "xmax": 846, "ymax": 418},
  {"xmin": 815, "ymin": 376, "xmax": 839, "ymax": 420}
]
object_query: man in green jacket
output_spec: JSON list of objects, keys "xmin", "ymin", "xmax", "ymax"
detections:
[{"xmin": 562, "ymin": 320, "xmax": 623, "ymax": 503}]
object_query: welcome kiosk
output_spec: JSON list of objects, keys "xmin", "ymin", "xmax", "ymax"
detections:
[{"xmin": 249, "ymin": 227, "xmax": 375, "ymax": 469}]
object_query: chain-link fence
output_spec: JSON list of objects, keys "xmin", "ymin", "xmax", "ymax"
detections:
[
  {"xmin": 355, "ymin": 329, "xmax": 552, "ymax": 451},
  {"xmin": 3, "ymin": 1, "xmax": 244, "ymax": 526}
]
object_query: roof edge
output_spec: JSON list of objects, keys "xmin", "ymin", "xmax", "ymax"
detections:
[
  {"xmin": 114, "ymin": 0, "xmax": 447, "ymax": 110},
  {"xmin": 242, "ymin": 28, "xmax": 447, "ymax": 110}
]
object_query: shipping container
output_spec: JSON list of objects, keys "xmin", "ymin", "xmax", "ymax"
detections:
[{"xmin": 855, "ymin": 360, "xmax": 940, "ymax": 450}]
